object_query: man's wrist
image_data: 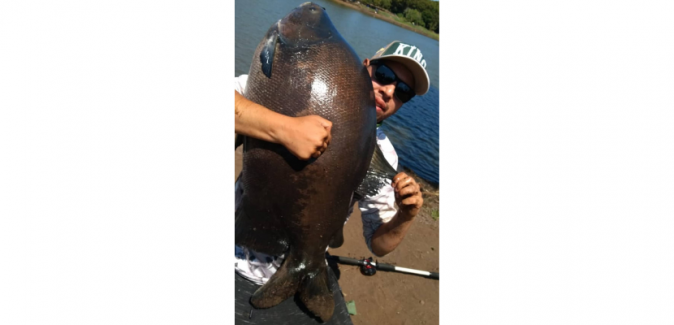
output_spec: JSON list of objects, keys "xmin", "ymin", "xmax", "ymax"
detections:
[
  {"xmin": 267, "ymin": 114, "xmax": 291, "ymax": 145},
  {"xmin": 395, "ymin": 208, "xmax": 416, "ymax": 223}
]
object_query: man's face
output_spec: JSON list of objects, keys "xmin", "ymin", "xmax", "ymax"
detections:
[{"xmin": 364, "ymin": 58, "xmax": 416, "ymax": 123}]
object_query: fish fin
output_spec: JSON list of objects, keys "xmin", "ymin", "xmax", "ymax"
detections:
[
  {"xmin": 235, "ymin": 134, "xmax": 244, "ymax": 149},
  {"xmin": 250, "ymin": 257, "xmax": 303, "ymax": 309},
  {"xmin": 259, "ymin": 29, "xmax": 278, "ymax": 78},
  {"xmin": 298, "ymin": 266, "xmax": 334, "ymax": 322},
  {"xmin": 328, "ymin": 227, "xmax": 344, "ymax": 249},
  {"xmin": 355, "ymin": 144, "xmax": 398, "ymax": 198}
]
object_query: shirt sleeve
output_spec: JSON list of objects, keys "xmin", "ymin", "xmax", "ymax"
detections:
[
  {"xmin": 359, "ymin": 128, "xmax": 399, "ymax": 255},
  {"xmin": 234, "ymin": 75, "xmax": 248, "ymax": 94}
]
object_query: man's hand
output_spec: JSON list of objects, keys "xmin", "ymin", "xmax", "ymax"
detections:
[
  {"xmin": 276, "ymin": 115, "xmax": 332, "ymax": 160},
  {"xmin": 392, "ymin": 172, "xmax": 423, "ymax": 219},
  {"xmin": 369, "ymin": 172, "xmax": 424, "ymax": 256}
]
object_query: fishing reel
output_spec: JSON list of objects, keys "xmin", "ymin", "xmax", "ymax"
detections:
[{"xmin": 360, "ymin": 257, "xmax": 377, "ymax": 276}]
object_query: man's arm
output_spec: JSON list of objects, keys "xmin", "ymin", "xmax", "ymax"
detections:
[
  {"xmin": 235, "ymin": 90, "xmax": 332, "ymax": 160},
  {"xmin": 369, "ymin": 172, "xmax": 424, "ymax": 256}
]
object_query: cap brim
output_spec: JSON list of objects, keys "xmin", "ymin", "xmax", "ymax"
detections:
[{"xmin": 374, "ymin": 55, "xmax": 430, "ymax": 96}]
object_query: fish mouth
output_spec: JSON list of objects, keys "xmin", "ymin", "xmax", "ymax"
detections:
[
  {"xmin": 275, "ymin": 8, "xmax": 334, "ymax": 47},
  {"xmin": 278, "ymin": 3, "xmax": 332, "ymax": 45}
]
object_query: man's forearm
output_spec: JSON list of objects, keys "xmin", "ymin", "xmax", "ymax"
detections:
[
  {"xmin": 370, "ymin": 211, "xmax": 415, "ymax": 257},
  {"xmin": 234, "ymin": 90, "xmax": 288, "ymax": 144}
]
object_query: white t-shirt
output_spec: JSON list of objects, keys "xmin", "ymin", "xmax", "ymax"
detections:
[{"xmin": 234, "ymin": 75, "xmax": 399, "ymax": 285}]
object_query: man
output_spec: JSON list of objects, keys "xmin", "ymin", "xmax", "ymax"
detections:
[{"xmin": 234, "ymin": 41, "xmax": 430, "ymax": 324}]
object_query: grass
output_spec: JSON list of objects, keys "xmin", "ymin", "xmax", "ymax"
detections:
[{"xmin": 431, "ymin": 209, "xmax": 439, "ymax": 221}]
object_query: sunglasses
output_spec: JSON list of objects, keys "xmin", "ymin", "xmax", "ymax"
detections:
[{"xmin": 371, "ymin": 62, "xmax": 416, "ymax": 103}]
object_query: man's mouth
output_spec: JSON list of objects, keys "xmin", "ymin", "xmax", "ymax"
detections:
[{"xmin": 374, "ymin": 96, "xmax": 386, "ymax": 114}]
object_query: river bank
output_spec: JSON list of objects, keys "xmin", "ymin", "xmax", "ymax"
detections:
[{"xmin": 325, "ymin": 0, "xmax": 440, "ymax": 41}]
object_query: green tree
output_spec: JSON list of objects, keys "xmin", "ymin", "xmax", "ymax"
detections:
[
  {"xmin": 422, "ymin": 8, "xmax": 439, "ymax": 32},
  {"xmin": 404, "ymin": 8, "xmax": 424, "ymax": 26},
  {"xmin": 390, "ymin": 0, "xmax": 407, "ymax": 13},
  {"xmin": 359, "ymin": 0, "xmax": 439, "ymax": 34},
  {"xmin": 380, "ymin": 0, "xmax": 392, "ymax": 10},
  {"xmin": 408, "ymin": 0, "xmax": 426, "ymax": 11}
]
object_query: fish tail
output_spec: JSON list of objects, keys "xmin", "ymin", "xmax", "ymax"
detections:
[
  {"xmin": 298, "ymin": 265, "xmax": 334, "ymax": 322},
  {"xmin": 250, "ymin": 259, "xmax": 302, "ymax": 309},
  {"xmin": 250, "ymin": 254, "xmax": 335, "ymax": 322}
]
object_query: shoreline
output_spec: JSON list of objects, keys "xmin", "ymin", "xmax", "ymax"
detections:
[{"xmin": 326, "ymin": 0, "xmax": 439, "ymax": 41}]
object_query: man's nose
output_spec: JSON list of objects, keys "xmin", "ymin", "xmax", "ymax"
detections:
[{"xmin": 381, "ymin": 83, "xmax": 396, "ymax": 99}]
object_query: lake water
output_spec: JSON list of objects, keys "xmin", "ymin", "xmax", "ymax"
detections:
[{"xmin": 235, "ymin": 0, "xmax": 440, "ymax": 184}]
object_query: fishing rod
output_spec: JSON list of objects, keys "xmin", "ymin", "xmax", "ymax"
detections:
[{"xmin": 327, "ymin": 255, "xmax": 439, "ymax": 280}]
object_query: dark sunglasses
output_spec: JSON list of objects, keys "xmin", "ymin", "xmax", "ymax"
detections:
[{"xmin": 371, "ymin": 62, "xmax": 416, "ymax": 103}]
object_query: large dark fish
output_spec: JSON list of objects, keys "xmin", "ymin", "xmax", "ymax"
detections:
[{"xmin": 235, "ymin": 2, "xmax": 396, "ymax": 322}]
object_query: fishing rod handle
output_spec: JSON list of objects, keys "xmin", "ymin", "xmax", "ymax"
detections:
[
  {"xmin": 327, "ymin": 255, "xmax": 363, "ymax": 266},
  {"xmin": 376, "ymin": 263, "xmax": 395, "ymax": 272},
  {"xmin": 377, "ymin": 262, "xmax": 440, "ymax": 280}
]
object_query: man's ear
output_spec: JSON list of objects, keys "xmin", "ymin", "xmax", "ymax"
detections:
[{"xmin": 363, "ymin": 58, "xmax": 370, "ymax": 67}]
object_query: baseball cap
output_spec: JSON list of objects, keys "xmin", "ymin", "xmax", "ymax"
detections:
[{"xmin": 370, "ymin": 41, "xmax": 430, "ymax": 96}]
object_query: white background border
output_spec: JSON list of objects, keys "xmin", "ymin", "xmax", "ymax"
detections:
[
  {"xmin": 1, "ymin": 0, "xmax": 233, "ymax": 323},
  {"xmin": 445, "ymin": 0, "xmax": 674, "ymax": 324}
]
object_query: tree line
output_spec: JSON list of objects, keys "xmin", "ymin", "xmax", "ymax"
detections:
[{"xmin": 358, "ymin": 0, "xmax": 439, "ymax": 34}]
